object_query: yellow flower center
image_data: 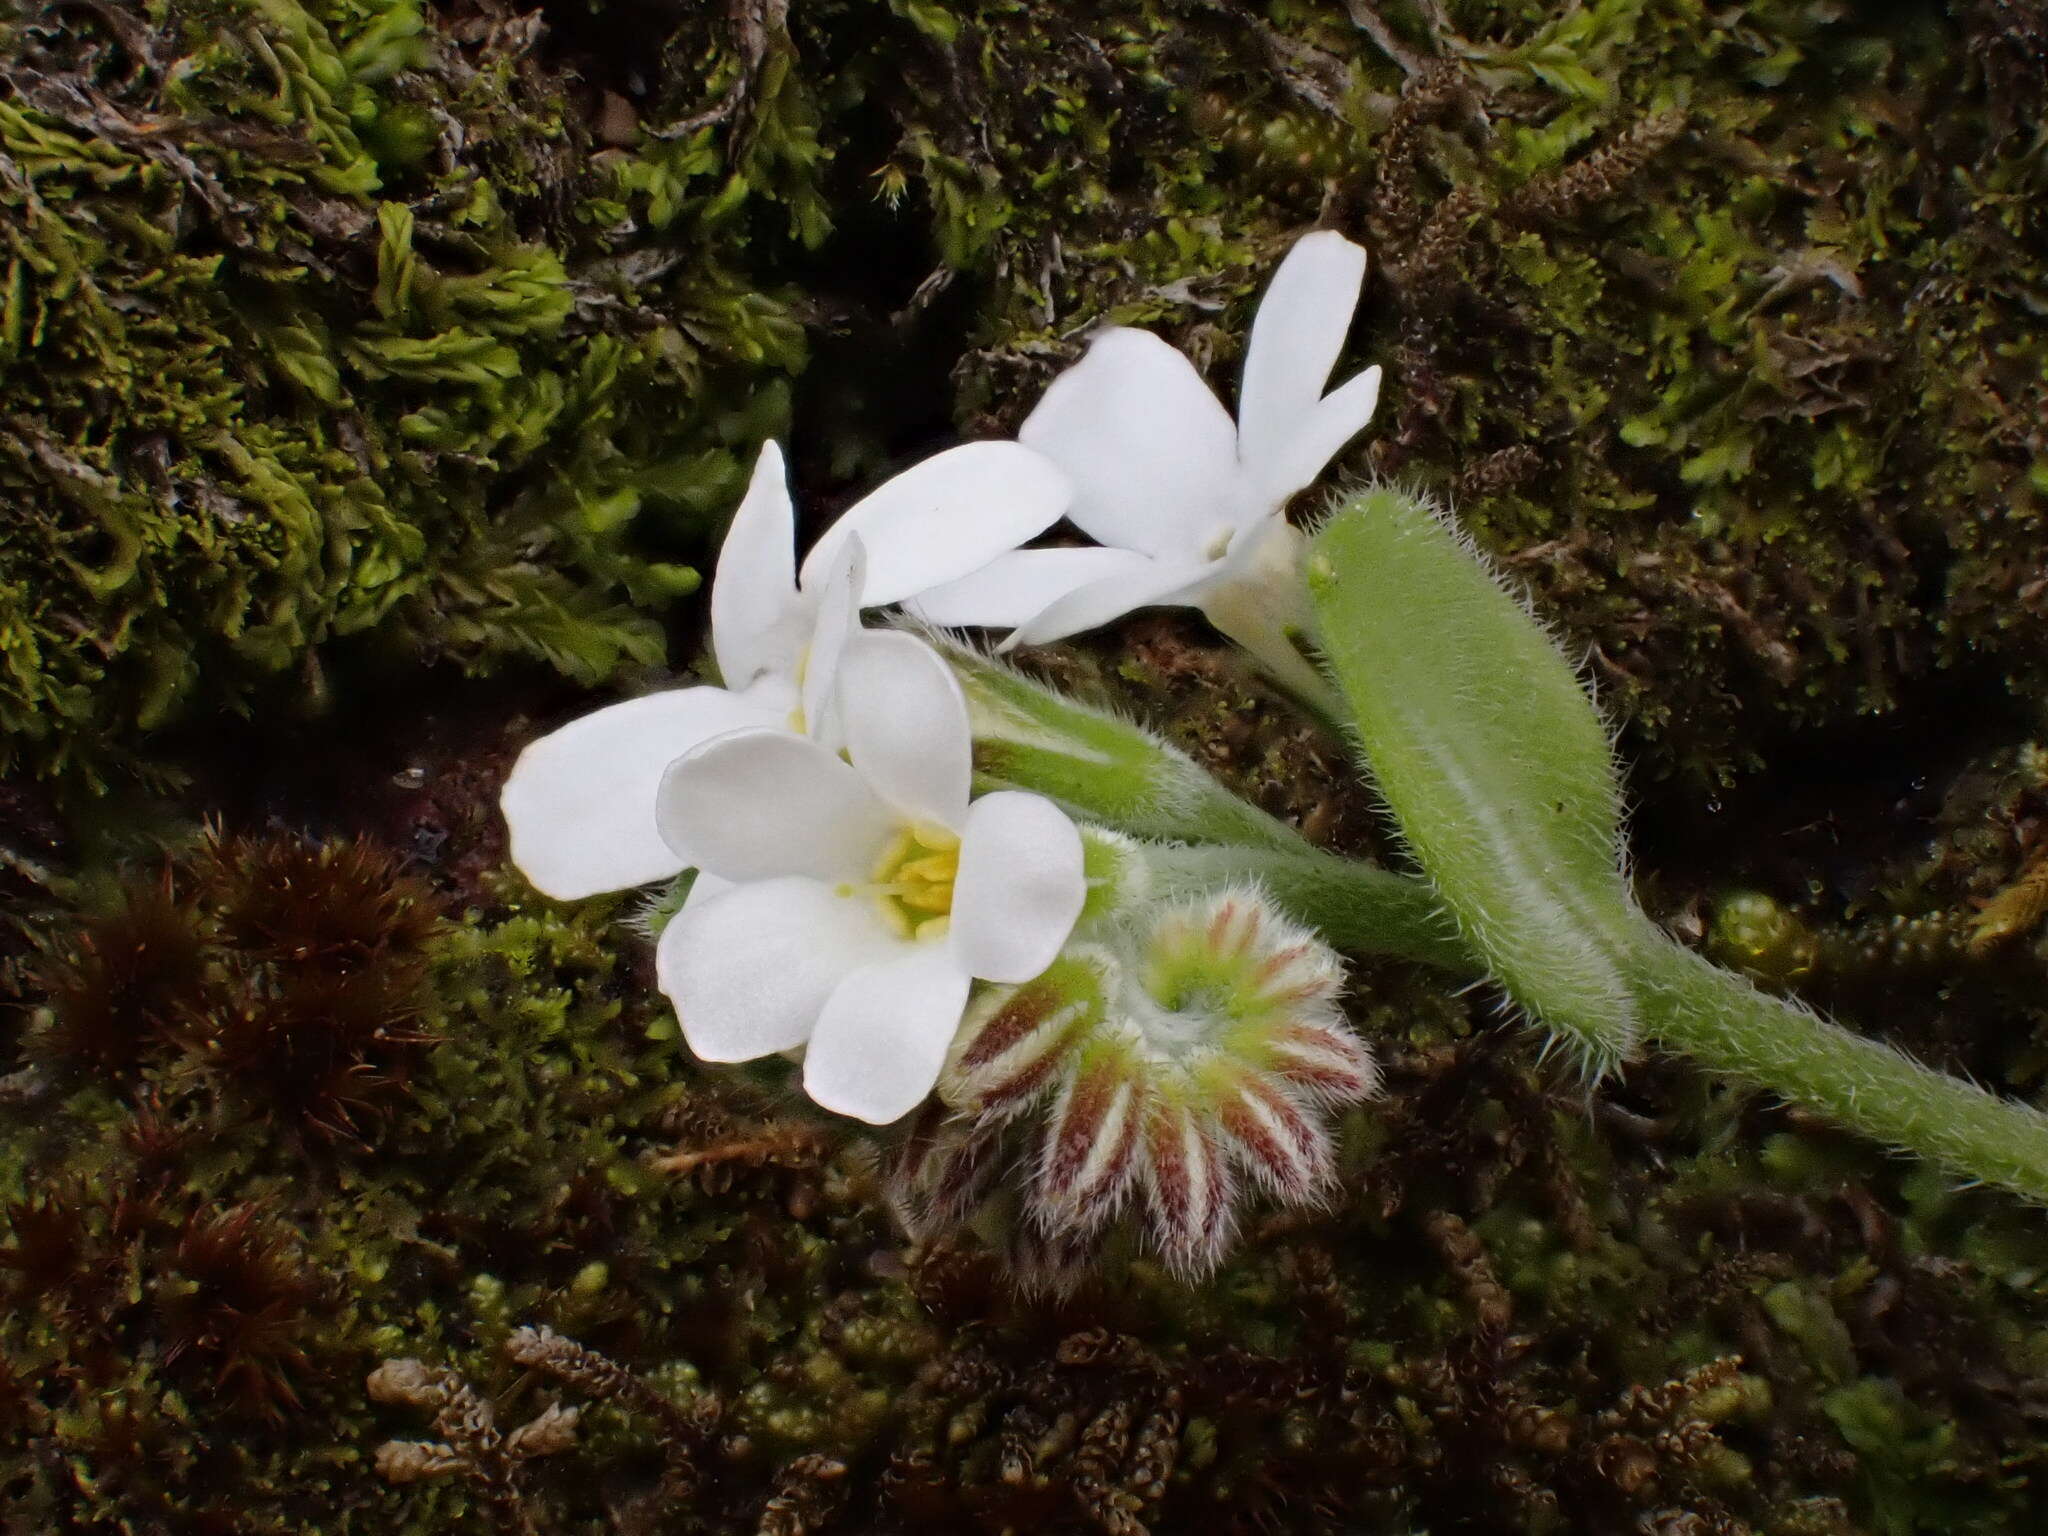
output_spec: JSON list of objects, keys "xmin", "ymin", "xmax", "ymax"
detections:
[{"xmin": 868, "ymin": 822, "xmax": 960, "ymax": 941}]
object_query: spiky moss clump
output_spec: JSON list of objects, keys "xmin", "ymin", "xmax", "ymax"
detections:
[
  {"xmin": 24, "ymin": 830, "xmax": 442, "ymax": 1138},
  {"xmin": 0, "ymin": 0, "xmax": 804, "ymax": 789},
  {"xmin": 0, "ymin": 837, "xmax": 900, "ymax": 1531}
]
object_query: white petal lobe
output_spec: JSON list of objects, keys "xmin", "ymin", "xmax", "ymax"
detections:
[
  {"xmin": 801, "ymin": 442, "xmax": 1071, "ymax": 606},
  {"xmin": 799, "ymin": 534, "xmax": 864, "ymax": 750},
  {"xmin": 658, "ymin": 878, "xmax": 889, "ymax": 1061},
  {"xmin": 1248, "ymin": 364, "xmax": 1382, "ymax": 511},
  {"xmin": 1019, "ymin": 329, "xmax": 1238, "ymax": 558},
  {"xmin": 905, "ymin": 546, "xmax": 1160, "ymax": 629},
  {"xmin": 804, "ymin": 947, "xmax": 973, "ymax": 1123},
  {"xmin": 950, "ymin": 791, "xmax": 1086, "ymax": 983},
  {"xmin": 656, "ymin": 729, "xmax": 892, "ymax": 883},
  {"xmin": 1004, "ymin": 555, "xmax": 1214, "ymax": 648},
  {"xmin": 838, "ymin": 631, "xmax": 973, "ymax": 830},
  {"xmin": 501, "ymin": 686, "xmax": 785, "ymax": 901},
  {"xmin": 711, "ymin": 442, "xmax": 803, "ymax": 688},
  {"xmin": 1235, "ymin": 232, "xmax": 1367, "ymax": 470},
  {"xmin": 678, "ymin": 870, "xmax": 734, "ymax": 914}
]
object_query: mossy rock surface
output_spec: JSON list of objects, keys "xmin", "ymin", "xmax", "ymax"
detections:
[
  {"xmin": 0, "ymin": 0, "xmax": 802, "ymax": 787},
  {"xmin": 3, "ymin": 1, "xmax": 2048, "ymax": 1533}
]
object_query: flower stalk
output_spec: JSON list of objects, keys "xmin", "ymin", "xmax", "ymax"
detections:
[
  {"xmin": 1142, "ymin": 843, "xmax": 1469, "ymax": 973},
  {"xmin": 947, "ymin": 642, "xmax": 1309, "ymax": 854},
  {"xmin": 1634, "ymin": 943, "xmax": 2048, "ymax": 1204},
  {"xmin": 942, "ymin": 643, "xmax": 1466, "ymax": 969},
  {"xmin": 1192, "ymin": 520, "xmax": 1349, "ymax": 723}
]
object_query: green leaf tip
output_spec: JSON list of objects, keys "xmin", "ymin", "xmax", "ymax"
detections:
[{"xmin": 1308, "ymin": 486, "xmax": 1642, "ymax": 1074}]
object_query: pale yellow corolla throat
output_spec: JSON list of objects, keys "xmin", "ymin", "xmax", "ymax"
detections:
[{"xmin": 840, "ymin": 822, "xmax": 960, "ymax": 942}]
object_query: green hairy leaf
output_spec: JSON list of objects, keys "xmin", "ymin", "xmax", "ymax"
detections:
[
  {"xmin": 1310, "ymin": 485, "xmax": 2048, "ymax": 1207},
  {"xmin": 1308, "ymin": 488, "xmax": 1642, "ymax": 1072}
]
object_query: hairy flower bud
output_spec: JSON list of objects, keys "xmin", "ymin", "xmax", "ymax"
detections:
[{"xmin": 891, "ymin": 886, "xmax": 1378, "ymax": 1284}]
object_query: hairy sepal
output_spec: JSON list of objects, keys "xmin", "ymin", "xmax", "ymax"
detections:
[{"xmin": 939, "ymin": 638, "xmax": 1303, "ymax": 852}]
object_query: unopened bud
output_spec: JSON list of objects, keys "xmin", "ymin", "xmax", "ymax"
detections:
[{"xmin": 904, "ymin": 886, "xmax": 1378, "ymax": 1281}]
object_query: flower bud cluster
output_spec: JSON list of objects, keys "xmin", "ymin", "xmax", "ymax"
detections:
[{"xmin": 888, "ymin": 886, "xmax": 1379, "ymax": 1285}]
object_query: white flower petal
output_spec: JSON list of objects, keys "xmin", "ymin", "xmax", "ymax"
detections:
[
  {"xmin": 1246, "ymin": 364, "xmax": 1382, "ymax": 512},
  {"xmin": 799, "ymin": 534, "xmax": 864, "ymax": 751},
  {"xmin": 658, "ymin": 877, "xmax": 891, "ymax": 1062},
  {"xmin": 838, "ymin": 631, "xmax": 972, "ymax": 830},
  {"xmin": 1235, "ymin": 232, "xmax": 1368, "ymax": 471},
  {"xmin": 949, "ymin": 791, "xmax": 1085, "ymax": 983},
  {"xmin": 711, "ymin": 441, "xmax": 804, "ymax": 689},
  {"xmin": 501, "ymin": 686, "xmax": 786, "ymax": 901},
  {"xmin": 904, "ymin": 546, "xmax": 1163, "ymax": 629},
  {"xmin": 1201, "ymin": 509, "xmax": 1295, "ymax": 590},
  {"xmin": 799, "ymin": 442, "xmax": 1071, "ymax": 607},
  {"xmin": 1019, "ymin": 329, "xmax": 1238, "ymax": 558},
  {"xmin": 656, "ymin": 729, "xmax": 892, "ymax": 882},
  {"xmin": 803, "ymin": 946, "xmax": 972, "ymax": 1123},
  {"xmin": 1003, "ymin": 553, "xmax": 1214, "ymax": 648}
]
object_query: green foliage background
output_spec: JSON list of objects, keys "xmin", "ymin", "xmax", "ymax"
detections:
[{"xmin": 2, "ymin": 0, "xmax": 2046, "ymax": 1532}]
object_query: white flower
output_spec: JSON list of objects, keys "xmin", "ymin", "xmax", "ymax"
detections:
[
  {"xmin": 499, "ymin": 438, "xmax": 1070, "ymax": 900},
  {"xmin": 906, "ymin": 231, "xmax": 1380, "ymax": 700},
  {"xmin": 653, "ymin": 632, "xmax": 1087, "ymax": 1123}
]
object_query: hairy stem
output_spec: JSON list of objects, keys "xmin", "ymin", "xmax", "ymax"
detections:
[
  {"xmin": 1632, "ymin": 940, "xmax": 2048, "ymax": 1205},
  {"xmin": 1197, "ymin": 523, "xmax": 1351, "ymax": 726}
]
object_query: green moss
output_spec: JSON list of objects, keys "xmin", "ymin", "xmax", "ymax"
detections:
[
  {"xmin": 0, "ymin": 0, "xmax": 804, "ymax": 789},
  {"xmin": 19, "ymin": 0, "xmax": 2033, "ymax": 792},
  {"xmin": 906, "ymin": 0, "xmax": 2046, "ymax": 784},
  {"xmin": 7, "ymin": 824, "xmax": 2047, "ymax": 1532}
]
